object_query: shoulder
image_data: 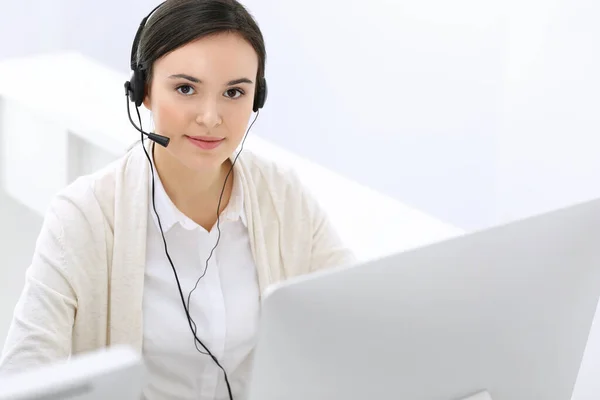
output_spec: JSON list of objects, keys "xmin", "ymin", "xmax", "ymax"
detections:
[
  {"xmin": 236, "ymin": 149, "xmax": 325, "ymax": 225},
  {"xmin": 48, "ymin": 147, "xmax": 140, "ymax": 232},
  {"xmin": 27, "ymin": 149, "xmax": 139, "ymax": 291},
  {"xmin": 237, "ymin": 150, "xmax": 356, "ymax": 273},
  {"xmin": 237, "ymin": 150, "xmax": 305, "ymax": 199}
]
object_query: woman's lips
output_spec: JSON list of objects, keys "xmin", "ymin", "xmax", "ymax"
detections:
[{"xmin": 185, "ymin": 136, "xmax": 225, "ymax": 150}]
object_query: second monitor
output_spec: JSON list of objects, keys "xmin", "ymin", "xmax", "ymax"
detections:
[{"xmin": 248, "ymin": 198, "xmax": 600, "ymax": 400}]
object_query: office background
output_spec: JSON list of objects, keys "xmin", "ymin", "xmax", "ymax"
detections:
[
  {"xmin": 0, "ymin": 0, "xmax": 599, "ymax": 396},
  {"xmin": 1, "ymin": 0, "xmax": 599, "ymax": 232}
]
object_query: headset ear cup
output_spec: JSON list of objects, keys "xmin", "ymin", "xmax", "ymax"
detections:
[
  {"xmin": 261, "ymin": 79, "xmax": 268, "ymax": 108},
  {"xmin": 130, "ymin": 68, "xmax": 146, "ymax": 108},
  {"xmin": 253, "ymin": 78, "xmax": 268, "ymax": 112},
  {"xmin": 126, "ymin": 73, "xmax": 136, "ymax": 104}
]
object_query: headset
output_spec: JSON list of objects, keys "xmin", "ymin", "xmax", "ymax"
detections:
[
  {"xmin": 124, "ymin": 1, "xmax": 267, "ymax": 146},
  {"xmin": 123, "ymin": 2, "xmax": 268, "ymax": 399}
]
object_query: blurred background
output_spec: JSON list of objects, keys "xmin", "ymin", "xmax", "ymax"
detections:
[
  {"xmin": 1, "ymin": 0, "xmax": 599, "ymax": 395},
  {"xmin": 2, "ymin": 0, "xmax": 599, "ymax": 230}
]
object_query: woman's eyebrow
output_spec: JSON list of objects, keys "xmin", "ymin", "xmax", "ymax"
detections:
[{"xmin": 168, "ymin": 74, "xmax": 253, "ymax": 86}]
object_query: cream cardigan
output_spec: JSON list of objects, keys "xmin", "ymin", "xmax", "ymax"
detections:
[{"xmin": 0, "ymin": 142, "xmax": 356, "ymax": 375}]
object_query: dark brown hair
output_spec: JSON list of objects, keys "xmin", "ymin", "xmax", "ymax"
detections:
[{"xmin": 136, "ymin": 0, "xmax": 266, "ymax": 86}]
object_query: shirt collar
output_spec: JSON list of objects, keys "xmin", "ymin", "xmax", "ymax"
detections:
[{"xmin": 147, "ymin": 144, "xmax": 247, "ymax": 232}]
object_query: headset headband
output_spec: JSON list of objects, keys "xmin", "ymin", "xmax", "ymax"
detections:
[
  {"xmin": 126, "ymin": 0, "xmax": 267, "ymax": 112},
  {"xmin": 130, "ymin": 2, "xmax": 166, "ymax": 71}
]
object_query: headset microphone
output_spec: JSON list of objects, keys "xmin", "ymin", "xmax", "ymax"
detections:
[
  {"xmin": 145, "ymin": 132, "xmax": 170, "ymax": 148},
  {"xmin": 124, "ymin": 81, "xmax": 171, "ymax": 147}
]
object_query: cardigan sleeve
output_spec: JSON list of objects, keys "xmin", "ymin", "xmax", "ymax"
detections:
[
  {"xmin": 0, "ymin": 203, "xmax": 77, "ymax": 376},
  {"xmin": 309, "ymin": 199, "xmax": 357, "ymax": 272},
  {"xmin": 294, "ymin": 176, "xmax": 357, "ymax": 273}
]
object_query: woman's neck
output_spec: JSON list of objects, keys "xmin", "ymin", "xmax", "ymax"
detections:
[{"xmin": 151, "ymin": 144, "xmax": 233, "ymax": 226}]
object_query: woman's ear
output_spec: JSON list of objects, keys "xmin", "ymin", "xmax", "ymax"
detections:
[{"xmin": 143, "ymin": 83, "xmax": 152, "ymax": 110}]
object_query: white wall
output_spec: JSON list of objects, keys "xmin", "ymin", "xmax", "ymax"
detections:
[
  {"xmin": 0, "ymin": 0, "xmax": 68, "ymax": 59},
  {"xmin": 226, "ymin": 0, "xmax": 506, "ymax": 230},
  {"xmin": 243, "ymin": 0, "xmax": 600, "ymax": 229},
  {"xmin": 495, "ymin": 0, "xmax": 600, "ymax": 224}
]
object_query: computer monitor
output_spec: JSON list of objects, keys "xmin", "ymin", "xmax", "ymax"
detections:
[
  {"xmin": 247, "ymin": 198, "xmax": 600, "ymax": 400},
  {"xmin": 0, "ymin": 345, "xmax": 144, "ymax": 400}
]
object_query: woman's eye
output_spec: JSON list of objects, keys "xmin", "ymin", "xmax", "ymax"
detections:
[
  {"xmin": 224, "ymin": 88, "xmax": 244, "ymax": 99},
  {"xmin": 176, "ymin": 85, "xmax": 195, "ymax": 95}
]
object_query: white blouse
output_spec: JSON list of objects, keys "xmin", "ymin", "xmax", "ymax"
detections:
[{"xmin": 142, "ymin": 153, "xmax": 260, "ymax": 400}]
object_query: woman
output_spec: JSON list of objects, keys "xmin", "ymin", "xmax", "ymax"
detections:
[{"xmin": 0, "ymin": 0, "xmax": 355, "ymax": 399}]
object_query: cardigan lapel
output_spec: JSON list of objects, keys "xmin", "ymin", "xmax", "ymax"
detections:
[
  {"xmin": 236, "ymin": 153, "xmax": 280, "ymax": 294},
  {"xmin": 108, "ymin": 143, "xmax": 150, "ymax": 352}
]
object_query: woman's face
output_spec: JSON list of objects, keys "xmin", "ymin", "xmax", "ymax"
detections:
[{"xmin": 143, "ymin": 32, "xmax": 259, "ymax": 171}]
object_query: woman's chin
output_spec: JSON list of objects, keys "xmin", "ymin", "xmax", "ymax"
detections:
[{"xmin": 181, "ymin": 149, "xmax": 232, "ymax": 172}]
